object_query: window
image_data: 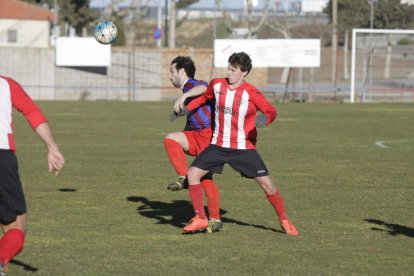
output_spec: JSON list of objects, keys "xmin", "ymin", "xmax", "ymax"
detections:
[{"xmin": 8, "ymin": 29, "xmax": 17, "ymax": 43}]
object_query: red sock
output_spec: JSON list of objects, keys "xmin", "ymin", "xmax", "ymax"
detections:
[
  {"xmin": 189, "ymin": 184, "xmax": 206, "ymax": 219},
  {"xmin": 0, "ymin": 228, "xmax": 25, "ymax": 265},
  {"xmin": 201, "ymin": 179, "xmax": 220, "ymax": 220},
  {"xmin": 266, "ymin": 191, "xmax": 288, "ymax": 223},
  {"xmin": 163, "ymin": 138, "xmax": 188, "ymax": 176}
]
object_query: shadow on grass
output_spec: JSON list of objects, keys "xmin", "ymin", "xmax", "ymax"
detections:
[
  {"xmin": 127, "ymin": 196, "xmax": 194, "ymax": 228},
  {"xmin": 127, "ymin": 196, "xmax": 282, "ymax": 233},
  {"xmin": 365, "ymin": 219, "xmax": 414, "ymax": 237},
  {"xmin": 221, "ymin": 217, "xmax": 281, "ymax": 233},
  {"xmin": 10, "ymin": 259, "xmax": 38, "ymax": 272},
  {"xmin": 58, "ymin": 188, "xmax": 77, "ymax": 192}
]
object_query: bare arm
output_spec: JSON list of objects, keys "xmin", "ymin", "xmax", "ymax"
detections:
[
  {"xmin": 173, "ymin": 85, "xmax": 207, "ymax": 113},
  {"xmin": 35, "ymin": 122, "xmax": 65, "ymax": 176}
]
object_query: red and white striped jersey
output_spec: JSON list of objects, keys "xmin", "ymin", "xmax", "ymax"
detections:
[
  {"xmin": 0, "ymin": 76, "xmax": 47, "ymax": 152},
  {"xmin": 187, "ymin": 78, "xmax": 277, "ymax": 149}
]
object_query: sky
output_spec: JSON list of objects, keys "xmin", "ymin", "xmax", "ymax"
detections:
[{"xmin": 89, "ymin": 0, "xmax": 292, "ymax": 10}]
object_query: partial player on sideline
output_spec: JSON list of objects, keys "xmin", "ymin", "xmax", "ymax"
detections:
[{"xmin": 0, "ymin": 75, "xmax": 65, "ymax": 275}]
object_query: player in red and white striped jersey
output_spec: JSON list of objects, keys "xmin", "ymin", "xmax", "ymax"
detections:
[
  {"xmin": 178, "ymin": 52, "xmax": 298, "ymax": 235},
  {"xmin": 0, "ymin": 76, "xmax": 65, "ymax": 274}
]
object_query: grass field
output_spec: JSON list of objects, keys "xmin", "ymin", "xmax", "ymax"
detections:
[{"xmin": 9, "ymin": 101, "xmax": 414, "ymax": 275}]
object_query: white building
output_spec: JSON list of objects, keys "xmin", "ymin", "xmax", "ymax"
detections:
[{"xmin": 0, "ymin": 0, "xmax": 55, "ymax": 48}]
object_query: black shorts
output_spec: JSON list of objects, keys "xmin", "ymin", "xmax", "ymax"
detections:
[
  {"xmin": 191, "ymin": 144, "xmax": 269, "ymax": 179},
  {"xmin": 0, "ymin": 150, "xmax": 27, "ymax": 224}
]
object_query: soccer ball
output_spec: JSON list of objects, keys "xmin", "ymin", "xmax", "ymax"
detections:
[{"xmin": 94, "ymin": 21, "xmax": 118, "ymax": 45}]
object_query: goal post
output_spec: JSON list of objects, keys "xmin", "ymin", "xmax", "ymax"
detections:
[{"xmin": 350, "ymin": 28, "xmax": 414, "ymax": 103}]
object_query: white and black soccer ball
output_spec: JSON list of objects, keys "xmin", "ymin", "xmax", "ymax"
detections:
[{"xmin": 94, "ymin": 21, "xmax": 118, "ymax": 45}]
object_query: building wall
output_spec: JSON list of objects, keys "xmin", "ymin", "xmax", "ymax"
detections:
[
  {"xmin": 0, "ymin": 46, "xmax": 162, "ymax": 100},
  {"xmin": 0, "ymin": 19, "xmax": 50, "ymax": 48},
  {"xmin": 0, "ymin": 47, "xmax": 55, "ymax": 98}
]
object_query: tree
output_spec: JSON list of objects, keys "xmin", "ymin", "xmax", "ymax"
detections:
[
  {"xmin": 22, "ymin": 0, "xmax": 98, "ymax": 36},
  {"xmin": 374, "ymin": 0, "xmax": 414, "ymax": 79},
  {"xmin": 406, "ymin": 4, "xmax": 414, "ymax": 29},
  {"xmin": 167, "ymin": 0, "xmax": 200, "ymax": 48},
  {"xmin": 325, "ymin": 0, "xmax": 414, "ymax": 80},
  {"xmin": 244, "ymin": 0, "xmax": 270, "ymax": 39},
  {"xmin": 176, "ymin": 0, "xmax": 199, "ymax": 9},
  {"xmin": 375, "ymin": 0, "xmax": 412, "ymax": 29},
  {"xmin": 176, "ymin": 0, "xmax": 200, "ymax": 28},
  {"xmin": 265, "ymin": 1, "xmax": 295, "ymax": 84},
  {"xmin": 217, "ymin": 0, "xmax": 270, "ymax": 39},
  {"xmin": 324, "ymin": 0, "xmax": 370, "ymax": 80},
  {"xmin": 59, "ymin": 0, "xmax": 99, "ymax": 36}
]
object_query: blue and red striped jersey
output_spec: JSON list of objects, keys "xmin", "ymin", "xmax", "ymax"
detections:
[{"xmin": 183, "ymin": 79, "xmax": 214, "ymax": 131}]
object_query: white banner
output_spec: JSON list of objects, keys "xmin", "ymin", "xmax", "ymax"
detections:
[
  {"xmin": 214, "ymin": 39, "xmax": 320, "ymax": 68},
  {"xmin": 56, "ymin": 37, "xmax": 111, "ymax": 67}
]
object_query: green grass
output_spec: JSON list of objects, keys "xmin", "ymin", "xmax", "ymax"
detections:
[{"xmin": 10, "ymin": 102, "xmax": 414, "ymax": 275}]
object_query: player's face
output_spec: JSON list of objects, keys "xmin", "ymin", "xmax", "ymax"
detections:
[
  {"xmin": 227, "ymin": 63, "xmax": 247, "ymax": 88},
  {"xmin": 169, "ymin": 63, "xmax": 183, "ymax": 88}
]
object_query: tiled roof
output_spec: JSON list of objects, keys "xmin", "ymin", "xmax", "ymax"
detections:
[{"xmin": 0, "ymin": 0, "xmax": 55, "ymax": 21}]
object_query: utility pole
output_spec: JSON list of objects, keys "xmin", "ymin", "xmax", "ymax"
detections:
[
  {"xmin": 364, "ymin": 0, "xmax": 377, "ymax": 103},
  {"xmin": 52, "ymin": 0, "xmax": 59, "ymax": 45},
  {"xmin": 370, "ymin": 0, "xmax": 376, "ymax": 29},
  {"xmin": 164, "ymin": 0, "xmax": 168, "ymax": 47},
  {"xmin": 213, "ymin": 0, "xmax": 218, "ymax": 43},
  {"xmin": 157, "ymin": 0, "xmax": 162, "ymax": 47},
  {"xmin": 169, "ymin": 0, "xmax": 176, "ymax": 48},
  {"xmin": 331, "ymin": 0, "xmax": 338, "ymax": 102},
  {"xmin": 331, "ymin": 0, "xmax": 337, "ymax": 84}
]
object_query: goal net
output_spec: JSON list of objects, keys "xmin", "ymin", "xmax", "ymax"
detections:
[{"xmin": 350, "ymin": 28, "xmax": 414, "ymax": 103}]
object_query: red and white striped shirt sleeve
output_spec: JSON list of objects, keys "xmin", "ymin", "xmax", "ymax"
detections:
[
  {"xmin": 1, "ymin": 76, "xmax": 47, "ymax": 151},
  {"xmin": 252, "ymin": 90, "xmax": 277, "ymax": 126},
  {"xmin": 8, "ymin": 77, "xmax": 47, "ymax": 129}
]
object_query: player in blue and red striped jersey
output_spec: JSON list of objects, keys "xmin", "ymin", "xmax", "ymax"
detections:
[
  {"xmin": 0, "ymin": 75, "xmax": 65, "ymax": 274},
  {"xmin": 176, "ymin": 52, "xmax": 298, "ymax": 235},
  {"xmin": 163, "ymin": 56, "xmax": 222, "ymax": 232}
]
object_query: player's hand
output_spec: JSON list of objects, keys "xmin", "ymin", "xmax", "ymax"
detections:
[
  {"xmin": 169, "ymin": 111, "xmax": 179, "ymax": 122},
  {"xmin": 169, "ymin": 107, "xmax": 189, "ymax": 122},
  {"xmin": 255, "ymin": 114, "xmax": 268, "ymax": 129},
  {"xmin": 48, "ymin": 150, "xmax": 65, "ymax": 176},
  {"xmin": 173, "ymin": 95, "xmax": 187, "ymax": 113},
  {"xmin": 179, "ymin": 106, "xmax": 189, "ymax": 116}
]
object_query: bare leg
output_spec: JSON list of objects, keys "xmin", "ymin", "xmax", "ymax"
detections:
[
  {"xmin": 1, "ymin": 214, "xmax": 27, "ymax": 234},
  {"xmin": 254, "ymin": 175, "xmax": 277, "ymax": 194},
  {"xmin": 165, "ymin": 132, "xmax": 189, "ymax": 152},
  {"xmin": 187, "ymin": 166, "xmax": 209, "ymax": 185}
]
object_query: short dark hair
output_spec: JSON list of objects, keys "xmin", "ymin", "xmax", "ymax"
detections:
[
  {"xmin": 228, "ymin": 52, "xmax": 252, "ymax": 75},
  {"xmin": 171, "ymin": 56, "xmax": 196, "ymax": 79}
]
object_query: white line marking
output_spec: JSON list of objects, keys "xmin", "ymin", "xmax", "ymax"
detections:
[{"xmin": 375, "ymin": 141, "xmax": 388, "ymax": 148}]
